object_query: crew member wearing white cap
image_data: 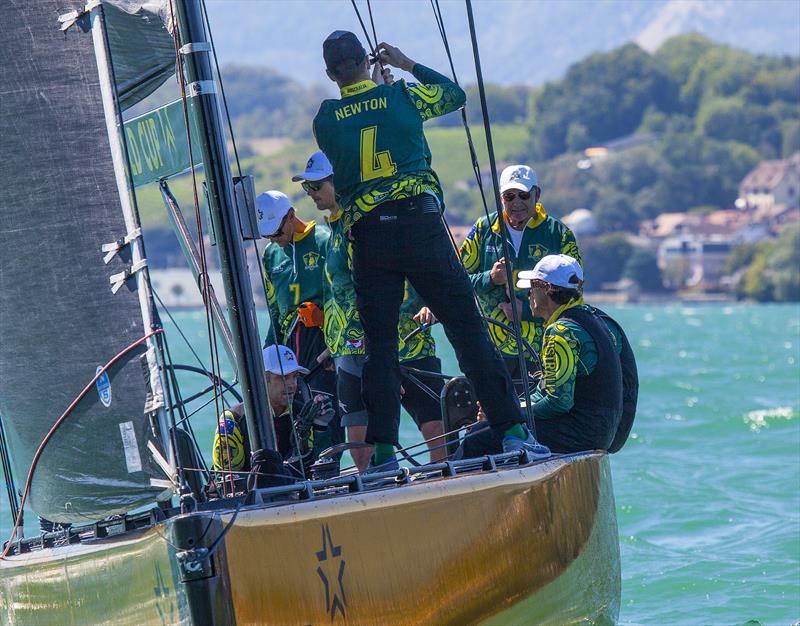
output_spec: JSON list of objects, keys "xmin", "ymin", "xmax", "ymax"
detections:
[
  {"xmin": 459, "ymin": 255, "xmax": 627, "ymax": 457},
  {"xmin": 257, "ymin": 189, "xmax": 331, "ymax": 386},
  {"xmin": 213, "ymin": 345, "xmax": 333, "ymax": 491},
  {"xmin": 460, "ymin": 165, "xmax": 582, "ymax": 380}
]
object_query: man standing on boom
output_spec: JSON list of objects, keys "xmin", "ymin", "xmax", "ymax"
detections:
[{"xmin": 313, "ymin": 31, "xmax": 549, "ymax": 468}]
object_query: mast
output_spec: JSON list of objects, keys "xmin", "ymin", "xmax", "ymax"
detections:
[{"xmin": 172, "ymin": 0, "xmax": 276, "ymax": 453}]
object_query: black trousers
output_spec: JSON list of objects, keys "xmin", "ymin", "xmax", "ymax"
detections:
[{"xmin": 351, "ymin": 194, "xmax": 522, "ymax": 445}]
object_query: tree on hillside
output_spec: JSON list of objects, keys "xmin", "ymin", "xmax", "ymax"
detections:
[
  {"xmin": 696, "ymin": 97, "xmax": 782, "ymax": 157},
  {"xmin": 221, "ymin": 65, "xmax": 329, "ymax": 139},
  {"xmin": 680, "ymin": 46, "xmax": 763, "ymax": 114},
  {"xmin": 623, "ymin": 248, "xmax": 665, "ymax": 292},
  {"xmin": 529, "ymin": 43, "xmax": 678, "ymax": 159},
  {"xmin": 654, "ymin": 33, "xmax": 715, "ymax": 87},
  {"xmin": 769, "ymin": 224, "xmax": 800, "ymax": 302},
  {"xmin": 735, "ymin": 224, "xmax": 800, "ymax": 302},
  {"xmin": 580, "ymin": 233, "xmax": 634, "ymax": 288}
]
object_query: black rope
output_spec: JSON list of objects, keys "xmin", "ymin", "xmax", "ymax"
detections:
[
  {"xmin": 200, "ymin": 0, "xmax": 243, "ymax": 181},
  {"xmin": 0, "ymin": 415, "xmax": 20, "ymax": 524},
  {"xmin": 350, "ymin": 0, "xmax": 378, "ymax": 59},
  {"xmin": 464, "ymin": 0, "xmax": 535, "ymax": 434}
]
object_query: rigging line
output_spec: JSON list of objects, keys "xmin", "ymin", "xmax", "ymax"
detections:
[
  {"xmin": 153, "ymin": 287, "xmax": 211, "ymax": 374},
  {"xmin": 365, "ymin": 0, "xmax": 380, "ymax": 60},
  {"xmin": 0, "ymin": 415, "xmax": 20, "ymax": 524},
  {"xmin": 155, "ymin": 330, "xmax": 188, "ymax": 492},
  {"xmin": 338, "ymin": 423, "xmax": 473, "ymax": 474},
  {"xmin": 429, "ymin": 0, "xmax": 499, "ymax": 260},
  {"xmin": 167, "ymin": 0, "xmax": 232, "ymax": 495},
  {"xmin": 199, "ymin": 0, "xmax": 243, "ymax": 180},
  {"xmin": 162, "ymin": 336, "xmax": 211, "ymax": 478},
  {"xmin": 0, "ymin": 329, "xmax": 165, "ymax": 560},
  {"xmin": 349, "ymin": 0, "xmax": 384, "ymax": 74},
  {"xmin": 464, "ymin": 0, "xmax": 536, "ymax": 433},
  {"xmin": 250, "ymin": 237, "xmax": 307, "ymax": 480}
]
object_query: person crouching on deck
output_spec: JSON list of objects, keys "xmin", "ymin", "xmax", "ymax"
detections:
[
  {"xmin": 458, "ymin": 255, "xmax": 626, "ymax": 457},
  {"xmin": 212, "ymin": 345, "xmax": 333, "ymax": 492}
]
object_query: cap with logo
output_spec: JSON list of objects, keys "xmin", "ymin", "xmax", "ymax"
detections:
[
  {"xmin": 256, "ymin": 190, "xmax": 292, "ymax": 238},
  {"xmin": 516, "ymin": 254, "xmax": 583, "ymax": 290},
  {"xmin": 499, "ymin": 165, "xmax": 540, "ymax": 194},
  {"xmin": 291, "ymin": 151, "xmax": 333, "ymax": 182},
  {"xmin": 263, "ymin": 344, "xmax": 310, "ymax": 376},
  {"xmin": 323, "ymin": 30, "xmax": 366, "ymax": 73}
]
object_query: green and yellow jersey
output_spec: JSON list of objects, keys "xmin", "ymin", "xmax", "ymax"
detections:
[
  {"xmin": 262, "ymin": 221, "xmax": 329, "ymax": 343},
  {"xmin": 398, "ymin": 282, "xmax": 436, "ymax": 362},
  {"xmin": 533, "ymin": 302, "xmax": 622, "ymax": 420},
  {"xmin": 459, "ymin": 205, "xmax": 582, "ymax": 357},
  {"xmin": 313, "ymin": 64, "xmax": 465, "ymax": 230},
  {"xmin": 322, "ymin": 212, "xmax": 435, "ymax": 361},
  {"xmin": 322, "ymin": 212, "xmax": 363, "ymax": 356}
]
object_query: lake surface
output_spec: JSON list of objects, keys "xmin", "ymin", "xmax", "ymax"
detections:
[{"xmin": 3, "ymin": 303, "xmax": 798, "ymax": 624}]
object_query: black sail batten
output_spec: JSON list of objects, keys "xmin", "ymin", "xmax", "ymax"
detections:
[{"xmin": 0, "ymin": 0, "xmax": 174, "ymax": 523}]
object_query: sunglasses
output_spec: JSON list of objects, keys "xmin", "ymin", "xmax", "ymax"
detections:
[
  {"xmin": 502, "ymin": 190, "xmax": 532, "ymax": 202},
  {"xmin": 301, "ymin": 177, "xmax": 331, "ymax": 193}
]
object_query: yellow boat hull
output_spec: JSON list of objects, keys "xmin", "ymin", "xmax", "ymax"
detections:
[
  {"xmin": 0, "ymin": 452, "xmax": 619, "ymax": 625},
  {"xmin": 223, "ymin": 451, "xmax": 619, "ymax": 625}
]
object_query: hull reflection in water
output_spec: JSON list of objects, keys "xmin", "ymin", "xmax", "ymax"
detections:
[{"xmin": 0, "ymin": 452, "xmax": 619, "ymax": 624}]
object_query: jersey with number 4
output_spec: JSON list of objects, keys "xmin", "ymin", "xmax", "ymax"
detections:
[
  {"xmin": 313, "ymin": 64, "xmax": 466, "ymax": 230},
  {"xmin": 262, "ymin": 222, "xmax": 329, "ymax": 343}
]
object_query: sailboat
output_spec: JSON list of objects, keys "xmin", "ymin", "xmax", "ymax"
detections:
[{"xmin": 0, "ymin": 1, "xmax": 621, "ymax": 624}]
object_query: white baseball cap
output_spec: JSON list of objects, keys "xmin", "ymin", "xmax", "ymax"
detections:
[
  {"xmin": 517, "ymin": 254, "xmax": 583, "ymax": 290},
  {"xmin": 263, "ymin": 344, "xmax": 309, "ymax": 375},
  {"xmin": 499, "ymin": 165, "xmax": 539, "ymax": 194},
  {"xmin": 291, "ymin": 151, "xmax": 334, "ymax": 182},
  {"xmin": 256, "ymin": 190, "xmax": 292, "ymax": 238}
]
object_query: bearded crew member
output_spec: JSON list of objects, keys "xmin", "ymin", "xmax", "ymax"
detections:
[
  {"xmin": 313, "ymin": 31, "xmax": 549, "ymax": 467},
  {"xmin": 294, "ymin": 150, "xmax": 447, "ymax": 469},
  {"xmin": 459, "ymin": 165, "xmax": 582, "ymax": 381}
]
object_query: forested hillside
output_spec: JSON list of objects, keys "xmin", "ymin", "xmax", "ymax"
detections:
[{"xmin": 137, "ymin": 34, "xmax": 798, "ymax": 300}]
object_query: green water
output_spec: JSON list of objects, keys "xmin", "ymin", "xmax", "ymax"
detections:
[{"xmin": 3, "ymin": 303, "xmax": 798, "ymax": 624}]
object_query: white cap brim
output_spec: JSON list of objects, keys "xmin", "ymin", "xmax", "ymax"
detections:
[
  {"xmin": 266, "ymin": 363, "xmax": 310, "ymax": 376},
  {"xmin": 291, "ymin": 171, "xmax": 329, "ymax": 183},
  {"xmin": 516, "ymin": 269, "xmax": 540, "ymax": 289},
  {"xmin": 500, "ymin": 180, "xmax": 532, "ymax": 194},
  {"xmin": 259, "ymin": 212, "xmax": 289, "ymax": 238}
]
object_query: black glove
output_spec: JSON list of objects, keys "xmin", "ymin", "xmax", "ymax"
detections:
[{"xmin": 295, "ymin": 395, "xmax": 334, "ymax": 430}]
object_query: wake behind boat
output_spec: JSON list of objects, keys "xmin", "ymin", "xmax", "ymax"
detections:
[{"xmin": 0, "ymin": 1, "xmax": 621, "ymax": 624}]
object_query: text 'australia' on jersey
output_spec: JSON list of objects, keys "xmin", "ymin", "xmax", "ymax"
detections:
[{"xmin": 313, "ymin": 64, "xmax": 465, "ymax": 230}]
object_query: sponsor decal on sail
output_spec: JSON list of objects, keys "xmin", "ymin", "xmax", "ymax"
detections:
[{"xmin": 96, "ymin": 365, "xmax": 112, "ymax": 407}]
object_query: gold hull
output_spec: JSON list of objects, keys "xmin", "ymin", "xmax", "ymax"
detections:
[
  {"xmin": 223, "ymin": 452, "xmax": 620, "ymax": 625},
  {"xmin": 0, "ymin": 452, "xmax": 619, "ymax": 625}
]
